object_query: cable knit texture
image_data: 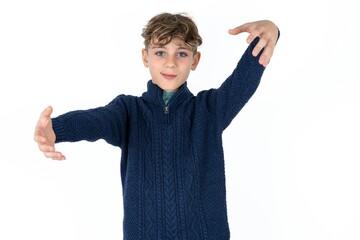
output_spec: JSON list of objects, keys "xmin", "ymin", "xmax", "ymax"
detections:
[{"xmin": 52, "ymin": 37, "xmax": 267, "ymax": 240}]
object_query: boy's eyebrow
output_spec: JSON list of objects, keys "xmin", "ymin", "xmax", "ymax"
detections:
[{"xmin": 150, "ymin": 44, "xmax": 191, "ymax": 51}]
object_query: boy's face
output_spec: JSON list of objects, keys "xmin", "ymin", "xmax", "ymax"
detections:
[{"xmin": 142, "ymin": 39, "xmax": 201, "ymax": 92}]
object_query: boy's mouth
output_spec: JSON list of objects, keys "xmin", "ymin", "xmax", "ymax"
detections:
[{"xmin": 161, "ymin": 73, "xmax": 177, "ymax": 80}]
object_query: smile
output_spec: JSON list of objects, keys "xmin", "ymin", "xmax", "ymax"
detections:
[{"xmin": 161, "ymin": 73, "xmax": 177, "ymax": 80}]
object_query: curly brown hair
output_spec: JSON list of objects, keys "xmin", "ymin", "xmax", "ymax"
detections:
[{"xmin": 141, "ymin": 12, "xmax": 203, "ymax": 53}]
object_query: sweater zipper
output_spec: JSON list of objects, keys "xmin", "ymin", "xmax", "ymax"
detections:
[
  {"xmin": 164, "ymin": 105, "xmax": 170, "ymax": 114},
  {"xmin": 163, "ymin": 105, "xmax": 170, "ymax": 124},
  {"xmin": 162, "ymin": 86, "xmax": 183, "ymax": 121}
]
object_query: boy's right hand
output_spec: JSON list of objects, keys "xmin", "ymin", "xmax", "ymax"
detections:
[
  {"xmin": 228, "ymin": 20, "xmax": 279, "ymax": 67},
  {"xmin": 34, "ymin": 106, "xmax": 66, "ymax": 160}
]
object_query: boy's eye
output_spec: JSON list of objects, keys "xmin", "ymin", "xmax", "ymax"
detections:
[
  {"xmin": 177, "ymin": 52, "xmax": 188, "ymax": 58},
  {"xmin": 155, "ymin": 51, "xmax": 165, "ymax": 56}
]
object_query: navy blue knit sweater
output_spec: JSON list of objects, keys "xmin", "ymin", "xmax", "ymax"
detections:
[{"xmin": 52, "ymin": 38, "xmax": 267, "ymax": 239}]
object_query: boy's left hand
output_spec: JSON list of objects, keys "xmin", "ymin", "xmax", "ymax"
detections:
[{"xmin": 228, "ymin": 20, "xmax": 279, "ymax": 67}]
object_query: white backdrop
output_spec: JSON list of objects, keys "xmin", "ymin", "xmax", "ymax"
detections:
[{"xmin": 1, "ymin": 0, "xmax": 359, "ymax": 239}]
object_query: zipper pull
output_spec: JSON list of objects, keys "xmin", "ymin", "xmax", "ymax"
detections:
[{"xmin": 164, "ymin": 106, "xmax": 170, "ymax": 114}]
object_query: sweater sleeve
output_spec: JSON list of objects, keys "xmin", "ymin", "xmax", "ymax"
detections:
[
  {"xmin": 203, "ymin": 37, "xmax": 267, "ymax": 132},
  {"xmin": 52, "ymin": 95, "xmax": 130, "ymax": 148}
]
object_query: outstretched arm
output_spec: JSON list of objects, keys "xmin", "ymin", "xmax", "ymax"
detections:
[
  {"xmin": 228, "ymin": 20, "xmax": 279, "ymax": 67},
  {"xmin": 203, "ymin": 19, "xmax": 280, "ymax": 132},
  {"xmin": 34, "ymin": 106, "xmax": 66, "ymax": 160}
]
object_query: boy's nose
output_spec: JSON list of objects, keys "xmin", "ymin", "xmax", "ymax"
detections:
[{"xmin": 165, "ymin": 56, "xmax": 176, "ymax": 68}]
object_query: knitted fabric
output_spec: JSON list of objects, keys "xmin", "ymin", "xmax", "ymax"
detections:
[{"xmin": 52, "ymin": 37, "xmax": 267, "ymax": 240}]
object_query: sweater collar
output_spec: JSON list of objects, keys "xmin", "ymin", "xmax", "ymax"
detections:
[{"xmin": 141, "ymin": 80, "xmax": 193, "ymax": 108}]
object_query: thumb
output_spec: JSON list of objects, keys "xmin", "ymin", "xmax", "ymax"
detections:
[
  {"xmin": 41, "ymin": 106, "xmax": 53, "ymax": 118},
  {"xmin": 228, "ymin": 23, "xmax": 249, "ymax": 36},
  {"xmin": 228, "ymin": 28, "xmax": 239, "ymax": 35}
]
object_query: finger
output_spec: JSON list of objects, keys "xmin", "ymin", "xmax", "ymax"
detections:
[
  {"xmin": 228, "ymin": 22, "xmax": 252, "ymax": 35},
  {"xmin": 258, "ymin": 47, "xmax": 273, "ymax": 67},
  {"xmin": 44, "ymin": 151, "xmax": 66, "ymax": 160},
  {"xmin": 259, "ymin": 54, "xmax": 269, "ymax": 67},
  {"xmin": 35, "ymin": 106, "xmax": 52, "ymax": 133},
  {"xmin": 259, "ymin": 44, "xmax": 275, "ymax": 67},
  {"xmin": 246, "ymin": 30, "xmax": 261, "ymax": 44},
  {"xmin": 35, "ymin": 107, "xmax": 53, "ymax": 140},
  {"xmin": 41, "ymin": 106, "xmax": 53, "ymax": 118},
  {"xmin": 259, "ymin": 37, "xmax": 276, "ymax": 67},
  {"xmin": 39, "ymin": 106, "xmax": 52, "ymax": 124},
  {"xmin": 38, "ymin": 143, "xmax": 55, "ymax": 152},
  {"xmin": 252, "ymin": 37, "xmax": 267, "ymax": 57}
]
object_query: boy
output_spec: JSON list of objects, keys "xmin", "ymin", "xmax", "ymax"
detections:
[{"xmin": 34, "ymin": 12, "xmax": 279, "ymax": 240}]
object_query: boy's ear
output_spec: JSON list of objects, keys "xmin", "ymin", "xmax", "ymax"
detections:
[
  {"xmin": 191, "ymin": 52, "xmax": 201, "ymax": 70},
  {"xmin": 142, "ymin": 48, "xmax": 149, "ymax": 67}
]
